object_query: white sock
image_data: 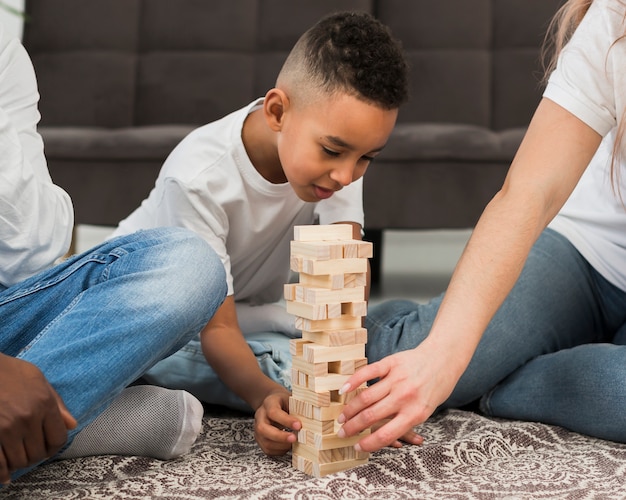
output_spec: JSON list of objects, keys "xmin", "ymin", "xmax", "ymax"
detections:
[{"xmin": 59, "ymin": 386, "xmax": 204, "ymax": 460}]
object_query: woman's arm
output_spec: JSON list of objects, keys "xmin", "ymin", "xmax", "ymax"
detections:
[{"xmin": 337, "ymin": 98, "xmax": 603, "ymax": 452}]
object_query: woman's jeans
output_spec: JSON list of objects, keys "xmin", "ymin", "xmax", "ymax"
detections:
[
  {"xmin": 0, "ymin": 227, "xmax": 227, "ymax": 480},
  {"xmin": 366, "ymin": 229, "xmax": 626, "ymax": 443}
]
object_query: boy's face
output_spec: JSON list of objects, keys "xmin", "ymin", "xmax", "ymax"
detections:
[{"xmin": 276, "ymin": 92, "xmax": 398, "ymax": 202}]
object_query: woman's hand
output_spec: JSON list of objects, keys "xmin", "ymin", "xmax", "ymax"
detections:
[{"xmin": 336, "ymin": 344, "xmax": 459, "ymax": 453}]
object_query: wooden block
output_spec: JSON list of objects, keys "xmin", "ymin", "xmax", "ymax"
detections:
[
  {"xmin": 314, "ymin": 457, "xmax": 369, "ymax": 477},
  {"xmin": 343, "ymin": 272, "xmax": 366, "ymax": 288},
  {"xmin": 297, "ymin": 258, "xmax": 368, "ymax": 275},
  {"xmin": 296, "ymin": 414, "xmax": 336, "ymax": 435},
  {"xmin": 357, "ymin": 240, "xmax": 374, "ymax": 258},
  {"xmin": 289, "ymin": 397, "xmax": 343, "ymax": 421},
  {"xmin": 291, "ymin": 241, "xmax": 343, "ymax": 260},
  {"xmin": 328, "ymin": 358, "xmax": 367, "ymax": 375},
  {"xmin": 290, "ymin": 255, "xmax": 303, "ymax": 273},
  {"xmin": 283, "ymin": 283, "xmax": 297, "ymax": 300},
  {"xmin": 341, "ymin": 301, "xmax": 367, "ymax": 317},
  {"xmin": 289, "ymin": 338, "xmax": 312, "ymax": 357},
  {"xmin": 303, "ymin": 343, "xmax": 365, "ymax": 363},
  {"xmin": 340, "ymin": 240, "xmax": 372, "ymax": 259},
  {"xmin": 292, "ymin": 357, "xmax": 328, "ymax": 377},
  {"xmin": 295, "ymin": 285, "xmax": 365, "ymax": 305},
  {"xmin": 307, "ymin": 373, "xmax": 351, "ymax": 392},
  {"xmin": 302, "ymin": 328, "xmax": 368, "ymax": 346},
  {"xmin": 297, "ymin": 369, "xmax": 308, "ymax": 387},
  {"xmin": 291, "ymin": 385, "xmax": 331, "ymax": 407},
  {"xmin": 342, "ymin": 240, "xmax": 359, "ymax": 259},
  {"xmin": 286, "ymin": 300, "xmax": 328, "ymax": 320},
  {"xmin": 295, "ymin": 315, "xmax": 362, "ymax": 332},
  {"xmin": 300, "ymin": 273, "xmax": 344, "ymax": 290},
  {"xmin": 293, "ymin": 442, "xmax": 369, "ymax": 464},
  {"xmin": 294, "ymin": 224, "xmax": 353, "ymax": 241},
  {"xmin": 326, "ymin": 303, "xmax": 342, "ymax": 318},
  {"xmin": 292, "ymin": 453, "xmax": 313, "ymax": 476},
  {"xmin": 292, "ymin": 453, "xmax": 368, "ymax": 478},
  {"xmin": 297, "ymin": 427, "xmax": 370, "ymax": 450}
]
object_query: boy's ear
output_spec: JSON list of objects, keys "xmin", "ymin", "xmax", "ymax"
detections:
[{"xmin": 264, "ymin": 88, "xmax": 290, "ymax": 132}]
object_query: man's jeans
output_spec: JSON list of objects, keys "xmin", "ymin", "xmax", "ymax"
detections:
[
  {"xmin": 0, "ymin": 227, "xmax": 227, "ymax": 479},
  {"xmin": 366, "ymin": 229, "xmax": 626, "ymax": 443}
]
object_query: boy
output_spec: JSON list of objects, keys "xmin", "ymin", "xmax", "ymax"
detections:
[{"xmin": 112, "ymin": 11, "xmax": 408, "ymax": 455}]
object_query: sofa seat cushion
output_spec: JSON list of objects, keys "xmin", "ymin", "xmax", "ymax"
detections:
[
  {"xmin": 39, "ymin": 125, "xmax": 196, "ymax": 160},
  {"xmin": 40, "ymin": 123, "xmax": 526, "ymax": 165},
  {"xmin": 382, "ymin": 123, "xmax": 525, "ymax": 163}
]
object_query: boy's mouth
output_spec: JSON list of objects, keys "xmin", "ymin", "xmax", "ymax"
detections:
[{"xmin": 313, "ymin": 185, "xmax": 335, "ymax": 200}]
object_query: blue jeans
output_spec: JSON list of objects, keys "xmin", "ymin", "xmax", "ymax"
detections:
[
  {"xmin": 366, "ymin": 229, "xmax": 626, "ymax": 442},
  {"xmin": 142, "ymin": 331, "xmax": 293, "ymax": 413},
  {"xmin": 0, "ymin": 227, "xmax": 227, "ymax": 480}
]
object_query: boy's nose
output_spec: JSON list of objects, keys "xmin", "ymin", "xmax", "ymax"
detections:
[{"xmin": 330, "ymin": 163, "xmax": 355, "ymax": 187}]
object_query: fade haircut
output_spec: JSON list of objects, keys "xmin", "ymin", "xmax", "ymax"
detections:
[{"xmin": 276, "ymin": 11, "xmax": 409, "ymax": 110}]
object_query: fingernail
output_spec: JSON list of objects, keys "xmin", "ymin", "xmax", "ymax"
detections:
[
  {"xmin": 337, "ymin": 413, "xmax": 345, "ymax": 424},
  {"xmin": 337, "ymin": 428, "xmax": 346, "ymax": 438},
  {"xmin": 354, "ymin": 443, "xmax": 362, "ymax": 452},
  {"xmin": 338, "ymin": 383, "xmax": 351, "ymax": 395}
]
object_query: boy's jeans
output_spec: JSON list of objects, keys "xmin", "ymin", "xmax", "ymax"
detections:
[
  {"xmin": 0, "ymin": 227, "xmax": 227, "ymax": 480},
  {"xmin": 143, "ymin": 301, "xmax": 295, "ymax": 413},
  {"xmin": 366, "ymin": 229, "xmax": 626, "ymax": 443}
]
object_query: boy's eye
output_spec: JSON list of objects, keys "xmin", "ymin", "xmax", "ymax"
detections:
[
  {"xmin": 362, "ymin": 155, "xmax": 375, "ymax": 163},
  {"xmin": 323, "ymin": 147, "xmax": 340, "ymax": 157}
]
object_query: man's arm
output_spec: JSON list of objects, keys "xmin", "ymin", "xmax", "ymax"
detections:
[{"xmin": 0, "ymin": 36, "xmax": 73, "ymax": 287}]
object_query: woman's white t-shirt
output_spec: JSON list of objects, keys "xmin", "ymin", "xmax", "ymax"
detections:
[{"xmin": 545, "ymin": 0, "xmax": 626, "ymax": 291}]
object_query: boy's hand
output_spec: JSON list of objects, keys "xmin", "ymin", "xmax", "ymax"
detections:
[
  {"xmin": 254, "ymin": 389, "xmax": 301, "ymax": 456},
  {"xmin": 0, "ymin": 355, "xmax": 77, "ymax": 484}
]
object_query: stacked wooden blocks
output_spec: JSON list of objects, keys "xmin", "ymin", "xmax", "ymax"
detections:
[{"xmin": 285, "ymin": 224, "xmax": 373, "ymax": 477}]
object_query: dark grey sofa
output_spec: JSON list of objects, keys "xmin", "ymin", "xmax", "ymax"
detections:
[{"xmin": 22, "ymin": 0, "xmax": 564, "ymax": 280}]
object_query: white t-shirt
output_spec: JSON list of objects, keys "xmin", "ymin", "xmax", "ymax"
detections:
[
  {"xmin": 545, "ymin": 0, "xmax": 626, "ymax": 291},
  {"xmin": 114, "ymin": 99, "xmax": 364, "ymax": 307},
  {"xmin": 0, "ymin": 23, "xmax": 73, "ymax": 287}
]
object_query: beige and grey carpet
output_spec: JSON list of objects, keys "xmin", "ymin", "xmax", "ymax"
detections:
[{"xmin": 2, "ymin": 408, "xmax": 625, "ymax": 499}]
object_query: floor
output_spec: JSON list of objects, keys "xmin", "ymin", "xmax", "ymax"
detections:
[{"xmin": 75, "ymin": 225, "xmax": 472, "ymax": 305}]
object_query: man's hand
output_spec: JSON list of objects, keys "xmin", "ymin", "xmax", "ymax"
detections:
[
  {"xmin": 0, "ymin": 354, "xmax": 77, "ymax": 484},
  {"xmin": 254, "ymin": 389, "xmax": 301, "ymax": 456}
]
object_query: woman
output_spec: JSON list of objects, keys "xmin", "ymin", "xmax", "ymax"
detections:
[{"xmin": 336, "ymin": 0, "xmax": 626, "ymax": 452}]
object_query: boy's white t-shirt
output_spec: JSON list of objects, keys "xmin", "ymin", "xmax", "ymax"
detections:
[
  {"xmin": 544, "ymin": 0, "xmax": 626, "ymax": 291},
  {"xmin": 114, "ymin": 99, "xmax": 364, "ymax": 307}
]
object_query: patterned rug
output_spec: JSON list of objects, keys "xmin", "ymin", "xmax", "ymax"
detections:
[{"xmin": 2, "ymin": 409, "xmax": 625, "ymax": 499}]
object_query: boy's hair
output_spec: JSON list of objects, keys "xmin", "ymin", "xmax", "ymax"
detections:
[{"xmin": 277, "ymin": 11, "xmax": 409, "ymax": 110}]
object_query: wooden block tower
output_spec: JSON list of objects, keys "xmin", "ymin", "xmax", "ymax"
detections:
[{"xmin": 285, "ymin": 224, "xmax": 373, "ymax": 477}]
